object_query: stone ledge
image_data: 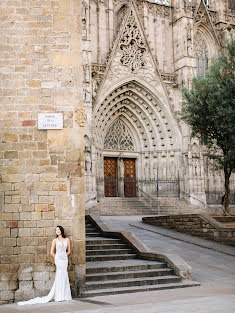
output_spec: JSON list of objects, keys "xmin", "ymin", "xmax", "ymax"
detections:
[{"xmin": 142, "ymin": 214, "xmax": 235, "ymax": 247}]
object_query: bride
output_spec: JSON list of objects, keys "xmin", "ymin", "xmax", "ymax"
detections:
[{"xmin": 18, "ymin": 226, "xmax": 72, "ymax": 305}]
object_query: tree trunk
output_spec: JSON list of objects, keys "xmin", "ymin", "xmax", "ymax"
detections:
[{"xmin": 224, "ymin": 166, "xmax": 231, "ymax": 215}]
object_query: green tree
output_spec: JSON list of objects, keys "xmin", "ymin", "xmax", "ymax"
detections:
[{"xmin": 181, "ymin": 37, "xmax": 235, "ymax": 214}]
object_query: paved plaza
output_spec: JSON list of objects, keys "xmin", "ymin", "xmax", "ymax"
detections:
[{"xmin": 0, "ymin": 216, "xmax": 235, "ymax": 313}]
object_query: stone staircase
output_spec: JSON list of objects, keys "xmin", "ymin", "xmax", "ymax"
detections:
[
  {"xmin": 81, "ymin": 219, "xmax": 199, "ymax": 297},
  {"xmin": 96, "ymin": 197, "xmax": 204, "ymax": 216}
]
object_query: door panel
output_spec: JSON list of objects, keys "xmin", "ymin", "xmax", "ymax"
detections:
[
  {"xmin": 104, "ymin": 157, "xmax": 117, "ymax": 197},
  {"xmin": 124, "ymin": 158, "xmax": 136, "ymax": 197}
]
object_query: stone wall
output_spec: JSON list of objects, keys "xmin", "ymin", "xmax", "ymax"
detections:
[
  {"xmin": 143, "ymin": 214, "xmax": 235, "ymax": 246},
  {"xmin": 0, "ymin": 0, "xmax": 85, "ymax": 304}
]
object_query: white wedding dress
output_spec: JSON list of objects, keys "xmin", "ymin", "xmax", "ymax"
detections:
[{"xmin": 18, "ymin": 238, "xmax": 72, "ymax": 305}]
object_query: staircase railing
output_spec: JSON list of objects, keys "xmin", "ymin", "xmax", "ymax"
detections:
[
  {"xmin": 136, "ymin": 185, "xmax": 160, "ymax": 214},
  {"xmin": 181, "ymin": 190, "xmax": 207, "ymax": 208}
]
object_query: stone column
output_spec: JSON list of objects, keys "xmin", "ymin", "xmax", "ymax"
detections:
[{"xmin": 118, "ymin": 158, "xmax": 125, "ymax": 197}]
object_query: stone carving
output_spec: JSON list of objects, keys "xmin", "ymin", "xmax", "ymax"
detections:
[
  {"xmin": 225, "ymin": 13, "xmax": 235, "ymax": 24},
  {"xmin": 135, "ymin": 0, "xmax": 144, "ymax": 21},
  {"xmin": 119, "ymin": 10, "xmax": 146, "ymax": 72},
  {"xmin": 117, "ymin": 4, "xmax": 128, "ymax": 32},
  {"xmin": 91, "ymin": 63, "xmax": 106, "ymax": 98},
  {"xmin": 82, "ymin": 1, "xmax": 88, "ymax": 40},
  {"xmin": 208, "ymin": 9, "xmax": 218, "ymax": 26},
  {"xmin": 186, "ymin": 22, "xmax": 192, "ymax": 56},
  {"xmin": 161, "ymin": 72, "xmax": 178, "ymax": 86},
  {"xmin": 194, "ymin": 1, "xmax": 218, "ymax": 30},
  {"xmin": 75, "ymin": 106, "xmax": 86, "ymax": 127},
  {"xmin": 83, "ymin": 65, "xmax": 90, "ymax": 83},
  {"xmin": 104, "ymin": 119, "xmax": 134, "ymax": 151}
]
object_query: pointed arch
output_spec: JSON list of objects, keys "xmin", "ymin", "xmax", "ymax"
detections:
[{"xmin": 93, "ymin": 80, "xmax": 181, "ymax": 152}]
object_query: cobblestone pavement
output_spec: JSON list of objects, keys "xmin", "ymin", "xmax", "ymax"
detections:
[{"xmin": 1, "ymin": 215, "xmax": 235, "ymax": 313}]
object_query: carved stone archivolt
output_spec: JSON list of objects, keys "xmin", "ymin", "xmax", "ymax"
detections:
[
  {"xmin": 93, "ymin": 81, "xmax": 177, "ymax": 152},
  {"xmin": 104, "ymin": 119, "xmax": 134, "ymax": 151}
]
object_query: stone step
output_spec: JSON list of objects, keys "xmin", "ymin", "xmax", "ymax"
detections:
[
  {"xmin": 86, "ymin": 244, "xmax": 128, "ymax": 250},
  {"xmin": 86, "ymin": 260, "xmax": 167, "ymax": 274},
  {"xmin": 86, "ymin": 249, "xmax": 133, "ymax": 256},
  {"xmin": 84, "ymin": 275, "xmax": 181, "ymax": 290},
  {"xmin": 86, "ymin": 238, "xmax": 122, "ymax": 245},
  {"xmin": 86, "ymin": 268, "xmax": 173, "ymax": 282},
  {"xmin": 80, "ymin": 281, "xmax": 200, "ymax": 298},
  {"xmin": 86, "ymin": 232, "xmax": 100, "ymax": 237},
  {"xmin": 86, "ymin": 254, "xmax": 138, "ymax": 262},
  {"xmin": 86, "ymin": 228, "xmax": 99, "ymax": 233}
]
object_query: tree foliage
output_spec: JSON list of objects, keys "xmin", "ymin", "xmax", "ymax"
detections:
[{"xmin": 181, "ymin": 37, "xmax": 235, "ymax": 212}]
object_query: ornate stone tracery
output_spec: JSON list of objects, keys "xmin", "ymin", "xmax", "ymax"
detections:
[
  {"xmin": 194, "ymin": 32, "xmax": 208, "ymax": 76},
  {"xmin": 104, "ymin": 119, "xmax": 134, "ymax": 151},
  {"xmin": 119, "ymin": 10, "xmax": 146, "ymax": 72}
]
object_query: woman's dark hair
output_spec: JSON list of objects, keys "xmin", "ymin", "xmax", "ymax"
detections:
[{"xmin": 56, "ymin": 225, "xmax": 66, "ymax": 238}]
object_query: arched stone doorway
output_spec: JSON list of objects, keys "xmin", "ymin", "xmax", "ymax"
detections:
[
  {"xmin": 103, "ymin": 119, "xmax": 137, "ymax": 197},
  {"xmin": 92, "ymin": 80, "xmax": 182, "ymax": 199}
]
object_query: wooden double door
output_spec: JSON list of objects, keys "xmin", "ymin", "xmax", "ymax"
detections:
[{"xmin": 104, "ymin": 157, "xmax": 136, "ymax": 197}]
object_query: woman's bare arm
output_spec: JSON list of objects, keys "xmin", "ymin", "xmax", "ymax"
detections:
[
  {"xmin": 50, "ymin": 239, "xmax": 56, "ymax": 259},
  {"xmin": 67, "ymin": 238, "xmax": 71, "ymax": 257}
]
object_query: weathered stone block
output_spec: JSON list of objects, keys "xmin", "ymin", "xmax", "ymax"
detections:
[
  {"xmin": 19, "ymin": 228, "xmax": 31, "ymax": 237},
  {"xmin": 33, "ymin": 271, "xmax": 49, "ymax": 281},
  {"xmin": 19, "ymin": 254, "xmax": 35, "ymax": 263},
  {"xmin": 0, "ymin": 290, "xmax": 14, "ymax": 301},
  {"xmin": 39, "ymin": 159, "xmax": 50, "ymax": 166},
  {"xmin": 34, "ymin": 281, "xmax": 46, "ymax": 290},
  {"xmin": 4, "ymin": 196, "xmax": 11, "ymax": 203},
  {"xmin": 4, "ymin": 134, "xmax": 18, "ymax": 142},
  {"xmin": 18, "ymin": 273, "xmax": 32, "ymax": 281},
  {"xmin": 15, "ymin": 289, "xmax": 35, "ymax": 302},
  {"xmin": 37, "ymin": 220, "xmax": 54, "ymax": 228},
  {"xmin": 21, "ymin": 246, "xmax": 35, "ymax": 254},
  {"xmin": 19, "ymin": 281, "xmax": 33, "ymax": 290},
  {"xmin": 22, "ymin": 204, "xmax": 34, "ymax": 212},
  {"xmin": 42, "ymin": 211, "xmax": 54, "ymax": 220},
  {"xmin": 22, "ymin": 120, "xmax": 36, "ymax": 127},
  {"xmin": 39, "ymin": 173, "xmax": 57, "ymax": 182},
  {"xmin": 28, "ymin": 81, "xmax": 41, "ymax": 88},
  {"xmin": 38, "ymin": 195, "xmax": 54, "ymax": 204},
  {"xmin": 31, "ymin": 212, "xmax": 42, "ymax": 220},
  {"xmin": 3, "ymin": 238, "xmax": 16, "ymax": 247},
  {"xmin": 11, "ymin": 195, "xmax": 20, "ymax": 203},
  {"xmin": 6, "ymin": 166, "xmax": 19, "ymax": 174},
  {"xmin": 20, "ymin": 212, "xmax": 32, "ymax": 220},
  {"xmin": 36, "ymin": 246, "xmax": 47, "ymax": 254},
  {"xmin": 4, "ymin": 151, "xmax": 18, "ymax": 159},
  {"xmin": 0, "ymin": 229, "xmax": 10, "ymax": 237},
  {"xmin": 31, "ymin": 228, "xmax": 43, "ymax": 237},
  {"xmin": 35, "ymin": 204, "xmax": 50, "ymax": 212},
  {"xmin": 21, "ymin": 266, "xmax": 33, "ymax": 274},
  {"xmin": 10, "ymin": 228, "xmax": 19, "ymax": 238},
  {"xmin": 17, "ymin": 237, "xmax": 38, "ymax": 246}
]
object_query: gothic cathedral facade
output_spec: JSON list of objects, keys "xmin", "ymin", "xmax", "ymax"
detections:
[{"xmin": 82, "ymin": 0, "xmax": 235, "ymax": 210}]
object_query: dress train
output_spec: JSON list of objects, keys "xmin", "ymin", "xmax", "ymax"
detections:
[{"xmin": 18, "ymin": 238, "xmax": 72, "ymax": 305}]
